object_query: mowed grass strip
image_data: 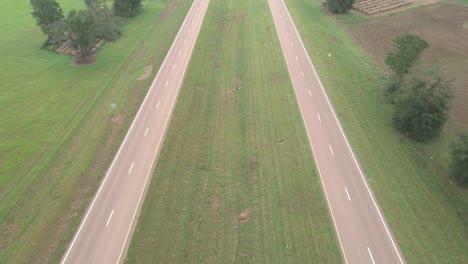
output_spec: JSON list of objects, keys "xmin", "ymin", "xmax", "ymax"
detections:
[
  {"xmin": 285, "ymin": 0, "xmax": 468, "ymax": 262},
  {"xmin": 125, "ymin": 0, "xmax": 342, "ymax": 263},
  {"xmin": 0, "ymin": 0, "xmax": 192, "ymax": 262}
]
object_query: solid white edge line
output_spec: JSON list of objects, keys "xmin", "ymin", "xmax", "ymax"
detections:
[
  {"xmin": 116, "ymin": 0, "xmax": 208, "ymax": 262},
  {"xmin": 128, "ymin": 162, "xmax": 134, "ymax": 174},
  {"xmin": 60, "ymin": 0, "xmax": 200, "ymax": 263},
  {"xmin": 144, "ymin": 128, "xmax": 149, "ymax": 137},
  {"xmin": 344, "ymin": 186, "xmax": 351, "ymax": 201},
  {"xmin": 368, "ymin": 247, "xmax": 376, "ymax": 264},
  {"xmin": 106, "ymin": 210, "xmax": 114, "ymax": 227},
  {"xmin": 329, "ymin": 145, "xmax": 334, "ymax": 156},
  {"xmin": 278, "ymin": 0, "xmax": 404, "ymax": 263},
  {"xmin": 266, "ymin": 1, "xmax": 349, "ymax": 263}
]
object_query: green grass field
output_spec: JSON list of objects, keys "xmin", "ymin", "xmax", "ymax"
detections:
[
  {"xmin": 125, "ymin": 0, "xmax": 342, "ymax": 262},
  {"xmin": 0, "ymin": 0, "xmax": 192, "ymax": 262},
  {"xmin": 285, "ymin": 0, "xmax": 468, "ymax": 262}
]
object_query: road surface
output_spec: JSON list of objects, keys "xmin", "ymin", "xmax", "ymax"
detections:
[
  {"xmin": 60, "ymin": 0, "xmax": 209, "ymax": 263},
  {"xmin": 268, "ymin": 0, "xmax": 405, "ymax": 263}
]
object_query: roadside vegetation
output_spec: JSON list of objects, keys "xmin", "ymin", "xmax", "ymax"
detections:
[
  {"xmin": 125, "ymin": 0, "xmax": 342, "ymax": 262},
  {"xmin": 285, "ymin": 0, "xmax": 467, "ymax": 262},
  {"xmin": 0, "ymin": 0, "xmax": 192, "ymax": 262}
]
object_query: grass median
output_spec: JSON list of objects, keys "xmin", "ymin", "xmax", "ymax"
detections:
[
  {"xmin": 285, "ymin": 0, "xmax": 468, "ymax": 262},
  {"xmin": 125, "ymin": 0, "xmax": 342, "ymax": 262},
  {"xmin": 0, "ymin": 0, "xmax": 192, "ymax": 262}
]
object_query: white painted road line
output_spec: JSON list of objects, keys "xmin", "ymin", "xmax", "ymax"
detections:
[
  {"xmin": 173, "ymin": 64, "xmax": 176, "ymax": 69},
  {"xmin": 368, "ymin": 247, "xmax": 376, "ymax": 264},
  {"xmin": 317, "ymin": 113, "xmax": 322, "ymax": 122},
  {"xmin": 345, "ymin": 186, "xmax": 351, "ymax": 201},
  {"xmin": 286, "ymin": 31, "xmax": 289, "ymax": 36},
  {"xmin": 290, "ymin": 43, "xmax": 293, "ymax": 47},
  {"xmin": 144, "ymin": 128, "xmax": 149, "ymax": 137},
  {"xmin": 296, "ymin": 55, "xmax": 298, "ymax": 60},
  {"xmin": 329, "ymin": 145, "xmax": 334, "ymax": 156},
  {"xmin": 178, "ymin": 51, "xmax": 182, "ymax": 55},
  {"xmin": 165, "ymin": 81, "xmax": 169, "ymax": 87},
  {"xmin": 106, "ymin": 210, "xmax": 114, "ymax": 227},
  {"xmin": 308, "ymin": 89, "xmax": 311, "ymax": 96},
  {"xmin": 184, "ymin": 39, "xmax": 186, "ymax": 43},
  {"xmin": 128, "ymin": 162, "xmax": 134, "ymax": 174},
  {"xmin": 283, "ymin": 22, "xmax": 285, "ymax": 26},
  {"xmin": 301, "ymin": 71, "xmax": 304, "ymax": 76},
  {"xmin": 156, "ymin": 101, "xmax": 160, "ymax": 109}
]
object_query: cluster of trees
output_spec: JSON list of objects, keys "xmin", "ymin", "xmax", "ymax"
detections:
[
  {"xmin": 30, "ymin": 0, "xmax": 143, "ymax": 62},
  {"xmin": 325, "ymin": 0, "xmax": 354, "ymax": 14},
  {"xmin": 385, "ymin": 34, "xmax": 466, "ymax": 186}
]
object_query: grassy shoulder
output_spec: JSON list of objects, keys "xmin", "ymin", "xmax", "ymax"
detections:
[
  {"xmin": 0, "ymin": 0, "xmax": 192, "ymax": 262},
  {"xmin": 285, "ymin": 0, "xmax": 467, "ymax": 262},
  {"xmin": 125, "ymin": 0, "xmax": 342, "ymax": 263}
]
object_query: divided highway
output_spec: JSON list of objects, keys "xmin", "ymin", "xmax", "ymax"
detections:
[
  {"xmin": 61, "ymin": 0, "xmax": 209, "ymax": 263},
  {"xmin": 268, "ymin": 0, "xmax": 405, "ymax": 263}
]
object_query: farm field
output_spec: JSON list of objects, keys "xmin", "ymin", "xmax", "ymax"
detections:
[
  {"xmin": 125, "ymin": 0, "xmax": 342, "ymax": 262},
  {"xmin": 285, "ymin": 0, "xmax": 467, "ymax": 262},
  {"xmin": 0, "ymin": 0, "xmax": 192, "ymax": 263},
  {"xmin": 345, "ymin": 1, "xmax": 468, "ymax": 132}
]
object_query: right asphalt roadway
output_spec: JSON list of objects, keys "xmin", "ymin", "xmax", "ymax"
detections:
[
  {"xmin": 268, "ymin": 0, "xmax": 405, "ymax": 263},
  {"xmin": 61, "ymin": 0, "xmax": 405, "ymax": 263}
]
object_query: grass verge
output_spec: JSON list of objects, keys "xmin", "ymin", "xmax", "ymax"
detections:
[
  {"xmin": 125, "ymin": 0, "xmax": 342, "ymax": 262},
  {"xmin": 285, "ymin": 0, "xmax": 468, "ymax": 262},
  {"xmin": 0, "ymin": 0, "xmax": 192, "ymax": 262}
]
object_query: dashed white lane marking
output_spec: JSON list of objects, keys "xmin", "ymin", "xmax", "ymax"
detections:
[
  {"xmin": 345, "ymin": 186, "xmax": 351, "ymax": 201},
  {"xmin": 301, "ymin": 71, "xmax": 304, "ymax": 76},
  {"xmin": 286, "ymin": 31, "xmax": 289, "ymax": 36},
  {"xmin": 308, "ymin": 90, "xmax": 312, "ymax": 96},
  {"xmin": 368, "ymin": 247, "xmax": 376, "ymax": 264},
  {"xmin": 165, "ymin": 81, "xmax": 169, "ymax": 87},
  {"xmin": 128, "ymin": 162, "xmax": 134, "ymax": 174},
  {"xmin": 296, "ymin": 55, "xmax": 298, "ymax": 60},
  {"xmin": 329, "ymin": 145, "xmax": 335, "ymax": 156},
  {"xmin": 191, "ymin": 21, "xmax": 193, "ymax": 25},
  {"xmin": 317, "ymin": 113, "xmax": 322, "ymax": 122},
  {"xmin": 290, "ymin": 43, "xmax": 293, "ymax": 47},
  {"xmin": 188, "ymin": 29, "xmax": 191, "ymax": 33},
  {"xmin": 178, "ymin": 51, "xmax": 181, "ymax": 55},
  {"xmin": 156, "ymin": 101, "xmax": 160, "ymax": 109},
  {"xmin": 144, "ymin": 128, "xmax": 149, "ymax": 137},
  {"xmin": 173, "ymin": 64, "xmax": 176, "ymax": 69},
  {"xmin": 106, "ymin": 210, "xmax": 114, "ymax": 227},
  {"xmin": 184, "ymin": 39, "xmax": 186, "ymax": 43}
]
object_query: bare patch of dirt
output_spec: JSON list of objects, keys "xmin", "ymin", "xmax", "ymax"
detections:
[
  {"xmin": 345, "ymin": 2, "xmax": 468, "ymax": 130},
  {"xmin": 138, "ymin": 65, "xmax": 153, "ymax": 80},
  {"xmin": 71, "ymin": 54, "xmax": 98, "ymax": 66},
  {"xmin": 238, "ymin": 212, "xmax": 249, "ymax": 223},
  {"xmin": 211, "ymin": 198, "xmax": 220, "ymax": 211}
]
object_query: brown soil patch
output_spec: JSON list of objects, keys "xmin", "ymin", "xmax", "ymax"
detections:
[
  {"xmin": 71, "ymin": 54, "xmax": 98, "ymax": 66},
  {"xmin": 238, "ymin": 212, "xmax": 249, "ymax": 223},
  {"xmin": 346, "ymin": 2, "xmax": 468, "ymax": 130},
  {"xmin": 138, "ymin": 65, "xmax": 153, "ymax": 80}
]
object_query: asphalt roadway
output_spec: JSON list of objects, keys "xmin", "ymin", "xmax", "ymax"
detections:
[
  {"xmin": 268, "ymin": 0, "xmax": 405, "ymax": 263},
  {"xmin": 60, "ymin": 0, "xmax": 209, "ymax": 263}
]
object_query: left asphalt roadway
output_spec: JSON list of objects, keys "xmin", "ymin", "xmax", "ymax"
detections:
[{"xmin": 61, "ymin": 0, "xmax": 210, "ymax": 263}]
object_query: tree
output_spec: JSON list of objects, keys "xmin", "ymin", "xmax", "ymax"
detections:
[
  {"xmin": 325, "ymin": 0, "xmax": 354, "ymax": 14},
  {"xmin": 385, "ymin": 34, "xmax": 429, "ymax": 88},
  {"xmin": 450, "ymin": 134, "xmax": 468, "ymax": 186},
  {"xmin": 393, "ymin": 74, "xmax": 453, "ymax": 142},
  {"xmin": 30, "ymin": 0, "xmax": 64, "ymax": 37},
  {"xmin": 67, "ymin": 9, "xmax": 97, "ymax": 61},
  {"xmin": 113, "ymin": 0, "xmax": 142, "ymax": 18}
]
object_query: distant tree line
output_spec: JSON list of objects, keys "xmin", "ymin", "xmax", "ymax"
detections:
[
  {"xmin": 325, "ymin": 0, "xmax": 354, "ymax": 14},
  {"xmin": 30, "ymin": 0, "xmax": 144, "ymax": 62}
]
